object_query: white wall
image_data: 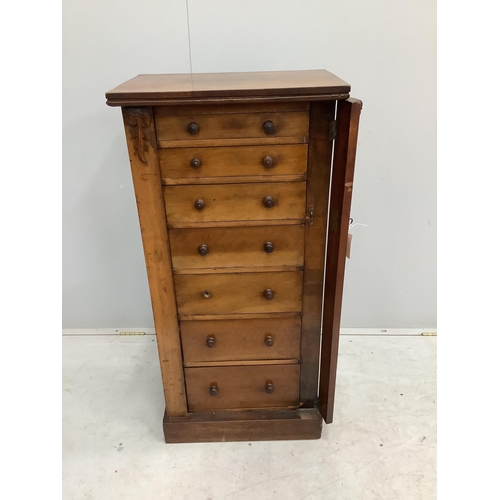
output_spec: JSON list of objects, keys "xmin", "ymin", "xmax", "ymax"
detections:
[{"xmin": 63, "ymin": 0, "xmax": 436, "ymax": 328}]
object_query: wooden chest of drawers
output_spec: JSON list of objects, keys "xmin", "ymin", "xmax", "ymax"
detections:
[{"xmin": 106, "ymin": 70, "xmax": 362, "ymax": 442}]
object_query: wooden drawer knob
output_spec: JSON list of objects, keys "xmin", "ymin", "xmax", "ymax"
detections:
[
  {"xmin": 262, "ymin": 155, "xmax": 274, "ymax": 168},
  {"xmin": 206, "ymin": 336, "xmax": 216, "ymax": 348},
  {"xmin": 263, "ymin": 120, "xmax": 275, "ymax": 135},
  {"xmin": 198, "ymin": 244, "xmax": 209, "ymax": 256},
  {"xmin": 263, "ymin": 289, "xmax": 274, "ymax": 300},
  {"xmin": 209, "ymin": 384, "xmax": 218, "ymax": 396},
  {"xmin": 263, "ymin": 196, "xmax": 275, "ymax": 208},
  {"xmin": 187, "ymin": 122, "xmax": 199, "ymax": 135},
  {"xmin": 264, "ymin": 335, "xmax": 274, "ymax": 347},
  {"xmin": 265, "ymin": 382, "xmax": 275, "ymax": 394},
  {"xmin": 194, "ymin": 199, "xmax": 205, "ymax": 211},
  {"xmin": 263, "ymin": 241, "xmax": 274, "ymax": 253},
  {"xmin": 191, "ymin": 158, "xmax": 202, "ymax": 169},
  {"xmin": 202, "ymin": 290, "xmax": 212, "ymax": 299}
]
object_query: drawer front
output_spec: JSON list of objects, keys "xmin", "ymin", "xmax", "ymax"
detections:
[
  {"xmin": 155, "ymin": 111, "xmax": 309, "ymax": 142},
  {"xmin": 164, "ymin": 182, "xmax": 306, "ymax": 224},
  {"xmin": 174, "ymin": 271, "xmax": 303, "ymax": 315},
  {"xmin": 169, "ymin": 225, "xmax": 305, "ymax": 271},
  {"xmin": 159, "ymin": 144, "xmax": 308, "ymax": 181},
  {"xmin": 181, "ymin": 317, "xmax": 301, "ymax": 363},
  {"xmin": 185, "ymin": 364, "xmax": 300, "ymax": 411}
]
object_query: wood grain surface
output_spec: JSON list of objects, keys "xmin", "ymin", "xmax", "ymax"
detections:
[
  {"xmin": 163, "ymin": 408, "xmax": 322, "ymax": 443},
  {"xmin": 180, "ymin": 317, "xmax": 301, "ymax": 363},
  {"xmin": 121, "ymin": 107, "xmax": 187, "ymax": 417},
  {"xmin": 174, "ymin": 271, "xmax": 303, "ymax": 315},
  {"xmin": 164, "ymin": 182, "xmax": 306, "ymax": 225},
  {"xmin": 320, "ymin": 98, "xmax": 362, "ymax": 424},
  {"xmin": 155, "ymin": 111, "xmax": 308, "ymax": 144},
  {"xmin": 155, "ymin": 102, "xmax": 309, "ymax": 115},
  {"xmin": 169, "ymin": 225, "xmax": 305, "ymax": 270},
  {"xmin": 106, "ymin": 70, "xmax": 350, "ymax": 106},
  {"xmin": 184, "ymin": 364, "xmax": 300, "ymax": 411},
  {"xmin": 299, "ymin": 100, "xmax": 336, "ymax": 407},
  {"xmin": 159, "ymin": 144, "xmax": 308, "ymax": 180}
]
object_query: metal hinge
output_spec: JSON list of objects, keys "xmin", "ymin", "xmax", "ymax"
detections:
[{"xmin": 329, "ymin": 120, "xmax": 337, "ymax": 140}]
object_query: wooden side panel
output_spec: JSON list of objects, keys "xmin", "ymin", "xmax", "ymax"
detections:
[
  {"xmin": 319, "ymin": 98, "xmax": 362, "ymax": 423},
  {"xmin": 299, "ymin": 100, "xmax": 336, "ymax": 407},
  {"xmin": 121, "ymin": 107, "xmax": 187, "ymax": 417}
]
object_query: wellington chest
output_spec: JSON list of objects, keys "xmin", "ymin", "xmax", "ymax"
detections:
[{"xmin": 105, "ymin": 70, "xmax": 362, "ymax": 442}]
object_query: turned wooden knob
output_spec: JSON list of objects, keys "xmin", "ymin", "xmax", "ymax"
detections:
[
  {"xmin": 202, "ymin": 291, "xmax": 212, "ymax": 299},
  {"xmin": 191, "ymin": 158, "xmax": 202, "ymax": 169},
  {"xmin": 265, "ymin": 335, "xmax": 274, "ymax": 347},
  {"xmin": 209, "ymin": 384, "xmax": 218, "ymax": 396},
  {"xmin": 262, "ymin": 155, "xmax": 274, "ymax": 168},
  {"xmin": 206, "ymin": 336, "xmax": 216, "ymax": 348},
  {"xmin": 263, "ymin": 120, "xmax": 275, "ymax": 135},
  {"xmin": 263, "ymin": 196, "xmax": 275, "ymax": 208},
  {"xmin": 187, "ymin": 122, "xmax": 199, "ymax": 135},
  {"xmin": 198, "ymin": 244, "xmax": 209, "ymax": 256},
  {"xmin": 263, "ymin": 289, "xmax": 274, "ymax": 300},
  {"xmin": 263, "ymin": 241, "xmax": 274, "ymax": 253},
  {"xmin": 194, "ymin": 199, "xmax": 205, "ymax": 211},
  {"xmin": 265, "ymin": 383, "xmax": 275, "ymax": 394}
]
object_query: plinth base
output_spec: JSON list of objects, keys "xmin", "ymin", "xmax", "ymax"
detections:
[{"xmin": 163, "ymin": 408, "xmax": 323, "ymax": 443}]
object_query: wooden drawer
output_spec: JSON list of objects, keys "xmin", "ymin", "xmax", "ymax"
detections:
[
  {"xmin": 185, "ymin": 364, "xmax": 300, "ymax": 411},
  {"xmin": 159, "ymin": 144, "xmax": 308, "ymax": 183},
  {"xmin": 169, "ymin": 225, "xmax": 305, "ymax": 271},
  {"xmin": 164, "ymin": 182, "xmax": 306, "ymax": 226},
  {"xmin": 155, "ymin": 111, "xmax": 309, "ymax": 143},
  {"xmin": 181, "ymin": 317, "xmax": 301, "ymax": 364},
  {"xmin": 174, "ymin": 271, "xmax": 303, "ymax": 316}
]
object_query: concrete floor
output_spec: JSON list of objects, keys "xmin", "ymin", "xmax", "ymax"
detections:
[{"xmin": 62, "ymin": 335, "xmax": 436, "ymax": 500}]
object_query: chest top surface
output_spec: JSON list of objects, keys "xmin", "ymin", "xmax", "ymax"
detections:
[{"xmin": 105, "ymin": 69, "xmax": 351, "ymax": 106}]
